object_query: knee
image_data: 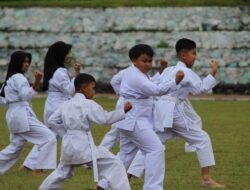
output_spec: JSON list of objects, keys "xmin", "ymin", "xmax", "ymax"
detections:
[{"xmin": 153, "ymin": 143, "xmax": 165, "ymax": 153}]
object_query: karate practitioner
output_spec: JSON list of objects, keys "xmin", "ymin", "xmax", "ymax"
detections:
[
  {"xmin": 127, "ymin": 38, "xmax": 225, "ymax": 188},
  {"xmin": 100, "ymin": 59, "xmax": 167, "ymax": 152},
  {"xmin": 0, "ymin": 51, "xmax": 56, "ymax": 176},
  {"xmin": 39, "ymin": 73, "xmax": 132, "ymax": 190},
  {"xmin": 21, "ymin": 41, "xmax": 80, "ymax": 172},
  {"xmin": 116, "ymin": 44, "xmax": 184, "ymax": 190}
]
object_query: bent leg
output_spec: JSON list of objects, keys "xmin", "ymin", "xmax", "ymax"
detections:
[{"xmin": 0, "ymin": 133, "xmax": 26, "ymax": 174}]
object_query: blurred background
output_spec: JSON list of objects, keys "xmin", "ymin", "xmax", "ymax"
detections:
[{"xmin": 0, "ymin": 0, "xmax": 249, "ymax": 94}]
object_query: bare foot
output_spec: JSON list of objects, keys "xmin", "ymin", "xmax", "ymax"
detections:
[
  {"xmin": 201, "ymin": 178, "xmax": 225, "ymax": 188},
  {"xmin": 89, "ymin": 186, "xmax": 104, "ymax": 190},
  {"xmin": 33, "ymin": 169, "xmax": 46, "ymax": 177}
]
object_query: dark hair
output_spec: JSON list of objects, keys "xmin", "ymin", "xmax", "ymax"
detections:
[
  {"xmin": 74, "ymin": 73, "xmax": 96, "ymax": 92},
  {"xmin": 0, "ymin": 51, "xmax": 32, "ymax": 97},
  {"xmin": 175, "ymin": 38, "xmax": 196, "ymax": 54},
  {"xmin": 43, "ymin": 41, "xmax": 72, "ymax": 91},
  {"xmin": 128, "ymin": 44, "xmax": 154, "ymax": 61}
]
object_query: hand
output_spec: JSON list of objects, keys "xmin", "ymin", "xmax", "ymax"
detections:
[
  {"xmin": 124, "ymin": 102, "xmax": 132, "ymax": 113},
  {"xmin": 159, "ymin": 58, "xmax": 168, "ymax": 74},
  {"xmin": 175, "ymin": 70, "xmax": 184, "ymax": 84},
  {"xmin": 160, "ymin": 58, "xmax": 168, "ymax": 68},
  {"xmin": 32, "ymin": 71, "xmax": 42, "ymax": 91},
  {"xmin": 210, "ymin": 59, "xmax": 218, "ymax": 76},
  {"xmin": 74, "ymin": 63, "xmax": 81, "ymax": 77},
  {"xmin": 34, "ymin": 71, "xmax": 42, "ymax": 82}
]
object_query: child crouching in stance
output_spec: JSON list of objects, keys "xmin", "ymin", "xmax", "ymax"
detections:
[
  {"xmin": 39, "ymin": 73, "xmax": 132, "ymax": 190},
  {"xmin": 0, "ymin": 51, "xmax": 57, "ymax": 176}
]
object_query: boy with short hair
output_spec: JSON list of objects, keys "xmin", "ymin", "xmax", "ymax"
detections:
[
  {"xmin": 39, "ymin": 73, "xmax": 132, "ymax": 190},
  {"xmin": 127, "ymin": 38, "xmax": 225, "ymax": 188},
  {"xmin": 116, "ymin": 44, "xmax": 184, "ymax": 190},
  {"xmin": 100, "ymin": 59, "xmax": 168, "ymax": 152}
]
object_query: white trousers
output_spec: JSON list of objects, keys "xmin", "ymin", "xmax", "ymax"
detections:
[
  {"xmin": 128, "ymin": 111, "xmax": 215, "ymax": 178},
  {"xmin": 23, "ymin": 117, "xmax": 66, "ymax": 170},
  {"xmin": 0, "ymin": 116, "xmax": 57, "ymax": 174},
  {"xmin": 100, "ymin": 125, "xmax": 120, "ymax": 150},
  {"xmin": 119, "ymin": 125, "xmax": 165, "ymax": 190},
  {"xmin": 39, "ymin": 148, "xmax": 131, "ymax": 190}
]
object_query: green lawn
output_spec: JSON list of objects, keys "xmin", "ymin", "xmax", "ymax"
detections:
[
  {"xmin": 0, "ymin": 0, "xmax": 249, "ymax": 7},
  {"xmin": 0, "ymin": 96, "xmax": 250, "ymax": 190}
]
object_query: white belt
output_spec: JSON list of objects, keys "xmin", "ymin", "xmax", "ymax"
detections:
[
  {"xmin": 66, "ymin": 129, "xmax": 98, "ymax": 182},
  {"xmin": 7, "ymin": 101, "xmax": 30, "ymax": 108},
  {"xmin": 160, "ymin": 96, "xmax": 193, "ymax": 131},
  {"xmin": 124, "ymin": 97, "xmax": 153, "ymax": 106}
]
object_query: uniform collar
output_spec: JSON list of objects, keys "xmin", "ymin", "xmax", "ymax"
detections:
[
  {"xmin": 132, "ymin": 65, "xmax": 150, "ymax": 78},
  {"xmin": 74, "ymin": 93, "xmax": 86, "ymax": 100},
  {"xmin": 176, "ymin": 61, "xmax": 188, "ymax": 68}
]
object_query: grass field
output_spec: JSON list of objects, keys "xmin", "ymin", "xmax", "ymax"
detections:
[
  {"xmin": 0, "ymin": 0, "xmax": 249, "ymax": 7},
  {"xmin": 0, "ymin": 96, "xmax": 250, "ymax": 190}
]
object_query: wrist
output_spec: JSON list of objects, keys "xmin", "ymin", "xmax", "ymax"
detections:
[{"xmin": 210, "ymin": 70, "xmax": 217, "ymax": 76}]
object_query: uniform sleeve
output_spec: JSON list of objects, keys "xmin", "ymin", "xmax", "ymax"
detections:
[
  {"xmin": 0, "ymin": 96, "xmax": 6, "ymax": 105},
  {"xmin": 132, "ymin": 74, "xmax": 177, "ymax": 97},
  {"xmin": 54, "ymin": 70, "xmax": 75, "ymax": 95},
  {"xmin": 110, "ymin": 70, "xmax": 125, "ymax": 95},
  {"xmin": 150, "ymin": 72, "xmax": 161, "ymax": 84},
  {"xmin": 87, "ymin": 101, "xmax": 125, "ymax": 125},
  {"xmin": 188, "ymin": 72, "xmax": 218, "ymax": 95},
  {"xmin": 14, "ymin": 74, "xmax": 37, "ymax": 101}
]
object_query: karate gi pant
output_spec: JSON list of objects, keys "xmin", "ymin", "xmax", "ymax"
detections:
[
  {"xmin": 39, "ymin": 148, "xmax": 131, "ymax": 190},
  {"xmin": 100, "ymin": 125, "xmax": 120, "ymax": 150},
  {"xmin": 127, "ymin": 110, "xmax": 215, "ymax": 178},
  {"xmin": 23, "ymin": 126, "xmax": 65, "ymax": 170},
  {"xmin": 0, "ymin": 116, "xmax": 57, "ymax": 174},
  {"xmin": 119, "ymin": 124, "xmax": 165, "ymax": 190}
]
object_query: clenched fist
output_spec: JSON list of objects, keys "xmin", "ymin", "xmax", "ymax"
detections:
[
  {"xmin": 175, "ymin": 70, "xmax": 184, "ymax": 84},
  {"xmin": 124, "ymin": 102, "xmax": 132, "ymax": 113}
]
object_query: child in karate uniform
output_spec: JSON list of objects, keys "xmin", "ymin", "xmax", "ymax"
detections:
[
  {"xmin": 43, "ymin": 41, "xmax": 80, "ymax": 135},
  {"xmin": 127, "ymin": 38, "xmax": 225, "ymax": 188},
  {"xmin": 116, "ymin": 44, "xmax": 184, "ymax": 190},
  {"xmin": 39, "ymin": 73, "xmax": 132, "ymax": 190},
  {"xmin": 21, "ymin": 41, "xmax": 80, "ymax": 172},
  {"xmin": 100, "ymin": 59, "xmax": 168, "ymax": 153},
  {"xmin": 0, "ymin": 51, "xmax": 56, "ymax": 176}
]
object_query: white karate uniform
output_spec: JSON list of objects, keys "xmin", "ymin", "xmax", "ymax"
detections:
[
  {"xmin": 44, "ymin": 67, "xmax": 75, "ymax": 134},
  {"xmin": 116, "ymin": 65, "xmax": 177, "ymax": 190},
  {"xmin": 0, "ymin": 74, "xmax": 57, "ymax": 174},
  {"xmin": 39, "ymin": 93, "xmax": 130, "ymax": 190},
  {"xmin": 0, "ymin": 97, "xmax": 6, "ymax": 106},
  {"xmin": 23, "ymin": 68, "xmax": 74, "ymax": 169},
  {"xmin": 128, "ymin": 62, "xmax": 217, "ymax": 178},
  {"xmin": 128, "ymin": 98, "xmax": 202, "ymax": 178},
  {"xmin": 100, "ymin": 69, "xmax": 162, "ymax": 175},
  {"xmin": 100, "ymin": 69, "xmax": 126, "ymax": 150},
  {"xmin": 0, "ymin": 84, "xmax": 6, "ymax": 106},
  {"xmin": 100, "ymin": 69, "xmax": 162, "ymax": 151}
]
